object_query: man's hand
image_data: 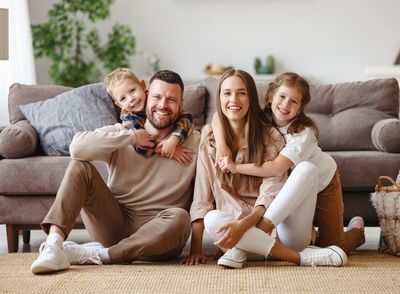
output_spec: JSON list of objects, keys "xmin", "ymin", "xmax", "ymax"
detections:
[
  {"xmin": 214, "ymin": 221, "xmax": 246, "ymax": 249},
  {"xmin": 218, "ymin": 156, "xmax": 237, "ymax": 173},
  {"xmin": 172, "ymin": 145, "xmax": 195, "ymax": 166},
  {"xmin": 134, "ymin": 129, "xmax": 154, "ymax": 148},
  {"xmin": 158, "ymin": 136, "xmax": 180, "ymax": 158}
]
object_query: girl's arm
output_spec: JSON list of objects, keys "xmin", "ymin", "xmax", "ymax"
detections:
[
  {"xmin": 211, "ymin": 112, "xmax": 231, "ymax": 162},
  {"xmin": 214, "ymin": 205, "xmax": 266, "ymax": 249},
  {"xmin": 180, "ymin": 219, "xmax": 207, "ymax": 265},
  {"xmin": 220, "ymin": 154, "xmax": 293, "ymax": 178}
]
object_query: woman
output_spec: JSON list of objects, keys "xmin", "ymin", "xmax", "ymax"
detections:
[{"xmin": 181, "ymin": 69, "xmax": 347, "ymax": 268}]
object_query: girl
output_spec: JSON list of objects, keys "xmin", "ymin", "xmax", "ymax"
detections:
[
  {"xmin": 181, "ymin": 69, "xmax": 347, "ymax": 268},
  {"xmin": 216, "ymin": 72, "xmax": 365, "ymax": 254}
]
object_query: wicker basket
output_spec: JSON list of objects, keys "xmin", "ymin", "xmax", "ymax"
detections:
[{"xmin": 370, "ymin": 175, "xmax": 400, "ymax": 256}]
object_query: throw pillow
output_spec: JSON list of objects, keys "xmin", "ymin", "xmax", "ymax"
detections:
[
  {"xmin": 20, "ymin": 83, "xmax": 118, "ymax": 156},
  {"xmin": 0, "ymin": 120, "xmax": 38, "ymax": 159},
  {"xmin": 183, "ymin": 83, "xmax": 206, "ymax": 130},
  {"xmin": 371, "ymin": 118, "xmax": 400, "ymax": 153}
]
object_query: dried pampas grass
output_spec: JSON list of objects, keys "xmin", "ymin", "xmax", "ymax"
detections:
[{"xmin": 370, "ymin": 176, "xmax": 400, "ymax": 256}]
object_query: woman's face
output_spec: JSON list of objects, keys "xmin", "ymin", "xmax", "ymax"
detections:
[{"xmin": 219, "ymin": 76, "xmax": 249, "ymax": 124}]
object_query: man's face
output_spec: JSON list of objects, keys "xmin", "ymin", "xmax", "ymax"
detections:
[{"xmin": 146, "ymin": 79, "xmax": 182, "ymax": 130}]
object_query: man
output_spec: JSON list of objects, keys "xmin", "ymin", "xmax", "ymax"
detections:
[{"xmin": 31, "ymin": 70, "xmax": 200, "ymax": 274}]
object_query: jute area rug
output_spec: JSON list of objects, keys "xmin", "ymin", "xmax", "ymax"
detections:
[{"xmin": 0, "ymin": 251, "xmax": 399, "ymax": 294}]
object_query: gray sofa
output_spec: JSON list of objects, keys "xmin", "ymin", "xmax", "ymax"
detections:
[{"xmin": 1, "ymin": 76, "xmax": 400, "ymax": 253}]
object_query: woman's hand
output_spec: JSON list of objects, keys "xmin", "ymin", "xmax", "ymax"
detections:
[
  {"xmin": 214, "ymin": 221, "xmax": 246, "ymax": 249},
  {"xmin": 257, "ymin": 217, "xmax": 275, "ymax": 235},
  {"xmin": 180, "ymin": 253, "xmax": 207, "ymax": 265},
  {"xmin": 218, "ymin": 156, "xmax": 237, "ymax": 173}
]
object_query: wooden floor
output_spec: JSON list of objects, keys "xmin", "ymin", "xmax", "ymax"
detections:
[{"xmin": 0, "ymin": 224, "xmax": 381, "ymax": 254}]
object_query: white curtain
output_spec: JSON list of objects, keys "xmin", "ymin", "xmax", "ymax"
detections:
[
  {"xmin": 9, "ymin": 0, "xmax": 36, "ymax": 85},
  {"xmin": 0, "ymin": 0, "xmax": 36, "ymax": 125}
]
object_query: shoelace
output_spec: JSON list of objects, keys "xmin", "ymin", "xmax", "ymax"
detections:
[
  {"xmin": 306, "ymin": 251, "xmax": 333, "ymax": 267},
  {"xmin": 39, "ymin": 242, "xmax": 51, "ymax": 253}
]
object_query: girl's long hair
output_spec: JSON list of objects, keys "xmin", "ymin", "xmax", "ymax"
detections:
[
  {"xmin": 264, "ymin": 72, "xmax": 319, "ymax": 138},
  {"xmin": 215, "ymin": 69, "xmax": 272, "ymax": 193}
]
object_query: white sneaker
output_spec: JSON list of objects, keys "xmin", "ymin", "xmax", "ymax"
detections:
[
  {"xmin": 300, "ymin": 245, "xmax": 347, "ymax": 267},
  {"xmin": 31, "ymin": 242, "xmax": 70, "ymax": 274},
  {"xmin": 217, "ymin": 247, "xmax": 247, "ymax": 269},
  {"xmin": 62, "ymin": 241, "xmax": 103, "ymax": 265}
]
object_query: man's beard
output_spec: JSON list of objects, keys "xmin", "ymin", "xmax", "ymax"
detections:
[{"xmin": 146, "ymin": 107, "xmax": 179, "ymax": 130}]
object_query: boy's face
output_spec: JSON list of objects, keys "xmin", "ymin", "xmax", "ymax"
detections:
[{"xmin": 112, "ymin": 79, "xmax": 147, "ymax": 113}]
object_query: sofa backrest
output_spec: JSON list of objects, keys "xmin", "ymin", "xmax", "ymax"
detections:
[
  {"xmin": 8, "ymin": 83, "xmax": 72, "ymax": 124},
  {"xmin": 308, "ymin": 78, "xmax": 399, "ymax": 151},
  {"xmin": 202, "ymin": 77, "xmax": 399, "ymax": 151}
]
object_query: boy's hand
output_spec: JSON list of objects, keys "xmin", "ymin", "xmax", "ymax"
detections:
[
  {"xmin": 215, "ymin": 143, "xmax": 231, "ymax": 168},
  {"xmin": 172, "ymin": 145, "xmax": 195, "ymax": 166},
  {"xmin": 133, "ymin": 129, "xmax": 154, "ymax": 148},
  {"xmin": 218, "ymin": 156, "xmax": 237, "ymax": 173},
  {"xmin": 158, "ymin": 135, "xmax": 180, "ymax": 158}
]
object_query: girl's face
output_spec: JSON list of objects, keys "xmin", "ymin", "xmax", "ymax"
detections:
[
  {"xmin": 220, "ymin": 76, "xmax": 249, "ymax": 124},
  {"xmin": 270, "ymin": 84, "xmax": 303, "ymax": 127}
]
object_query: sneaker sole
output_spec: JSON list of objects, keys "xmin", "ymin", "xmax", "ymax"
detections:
[
  {"xmin": 31, "ymin": 261, "xmax": 69, "ymax": 274},
  {"xmin": 217, "ymin": 258, "xmax": 245, "ymax": 269},
  {"xmin": 328, "ymin": 245, "xmax": 348, "ymax": 267}
]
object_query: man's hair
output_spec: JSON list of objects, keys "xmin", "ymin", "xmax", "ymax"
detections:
[
  {"xmin": 104, "ymin": 68, "xmax": 141, "ymax": 99},
  {"xmin": 149, "ymin": 70, "xmax": 184, "ymax": 94}
]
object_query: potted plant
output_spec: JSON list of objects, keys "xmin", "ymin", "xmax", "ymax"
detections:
[{"xmin": 32, "ymin": 0, "xmax": 135, "ymax": 87}]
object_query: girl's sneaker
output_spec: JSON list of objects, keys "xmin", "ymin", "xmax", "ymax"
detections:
[{"xmin": 217, "ymin": 247, "xmax": 247, "ymax": 269}]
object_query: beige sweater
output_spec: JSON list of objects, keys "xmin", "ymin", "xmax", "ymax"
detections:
[{"xmin": 70, "ymin": 123, "xmax": 201, "ymax": 212}]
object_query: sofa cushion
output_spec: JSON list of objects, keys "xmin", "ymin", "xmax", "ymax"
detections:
[
  {"xmin": 8, "ymin": 83, "xmax": 72, "ymax": 124},
  {"xmin": 19, "ymin": 83, "xmax": 118, "ymax": 156},
  {"xmin": 371, "ymin": 118, "xmax": 400, "ymax": 153},
  {"xmin": 183, "ymin": 83, "xmax": 206, "ymax": 130},
  {"xmin": 0, "ymin": 120, "xmax": 38, "ymax": 159},
  {"xmin": 307, "ymin": 78, "xmax": 399, "ymax": 151},
  {"xmin": 0, "ymin": 156, "xmax": 108, "ymax": 194},
  {"xmin": 328, "ymin": 150, "xmax": 400, "ymax": 188}
]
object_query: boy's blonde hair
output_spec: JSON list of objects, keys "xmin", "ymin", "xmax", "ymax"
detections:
[{"xmin": 104, "ymin": 68, "xmax": 141, "ymax": 99}]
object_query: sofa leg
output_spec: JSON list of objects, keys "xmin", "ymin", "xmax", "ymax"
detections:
[
  {"xmin": 6, "ymin": 224, "xmax": 19, "ymax": 253},
  {"xmin": 23, "ymin": 230, "xmax": 31, "ymax": 244}
]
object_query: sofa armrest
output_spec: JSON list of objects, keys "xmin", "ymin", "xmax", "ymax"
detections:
[
  {"xmin": 0, "ymin": 120, "xmax": 38, "ymax": 159},
  {"xmin": 371, "ymin": 118, "xmax": 400, "ymax": 153}
]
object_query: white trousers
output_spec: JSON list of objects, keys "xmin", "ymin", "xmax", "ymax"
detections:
[{"xmin": 204, "ymin": 161, "xmax": 318, "ymax": 255}]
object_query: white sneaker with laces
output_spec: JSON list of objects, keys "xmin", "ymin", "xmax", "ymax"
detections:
[
  {"xmin": 217, "ymin": 247, "xmax": 247, "ymax": 269},
  {"xmin": 62, "ymin": 241, "xmax": 103, "ymax": 265},
  {"xmin": 31, "ymin": 242, "xmax": 70, "ymax": 274},
  {"xmin": 300, "ymin": 245, "xmax": 347, "ymax": 267}
]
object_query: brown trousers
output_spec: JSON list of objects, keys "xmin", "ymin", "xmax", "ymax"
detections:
[
  {"xmin": 315, "ymin": 170, "xmax": 365, "ymax": 254},
  {"xmin": 42, "ymin": 160, "xmax": 191, "ymax": 263}
]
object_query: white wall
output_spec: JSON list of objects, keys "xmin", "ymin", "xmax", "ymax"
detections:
[{"xmin": 29, "ymin": 0, "xmax": 400, "ymax": 85}]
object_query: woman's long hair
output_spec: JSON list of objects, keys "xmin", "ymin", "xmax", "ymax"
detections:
[
  {"xmin": 264, "ymin": 72, "xmax": 319, "ymax": 138},
  {"xmin": 215, "ymin": 69, "xmax": 271, "ymax": 193}
]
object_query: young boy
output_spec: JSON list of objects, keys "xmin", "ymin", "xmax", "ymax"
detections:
[{"xmin": 104, "ymin": 68, "xmax": 193, "ymax": 159}]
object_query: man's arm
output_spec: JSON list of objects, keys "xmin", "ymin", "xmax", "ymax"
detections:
[{"xmin": 70, "ymin": 124, "xmax": 137, "ymax": 163}]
